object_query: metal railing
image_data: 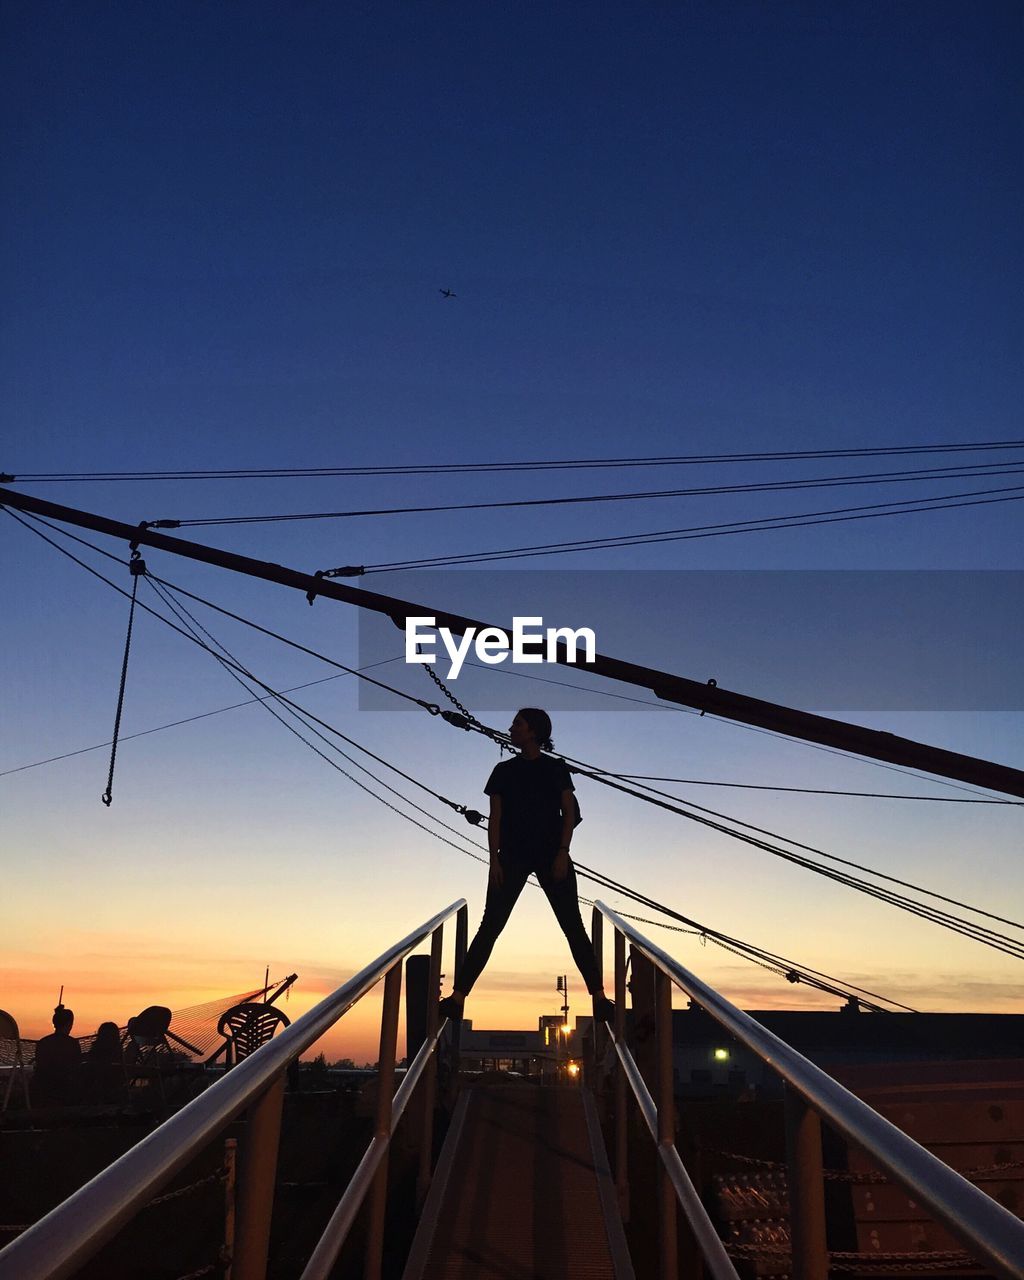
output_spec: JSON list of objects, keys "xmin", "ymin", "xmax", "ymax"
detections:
[
  {"xmin": 0, "ymin": 899, "xmax": 467, "ymax": 1280},
  {"xmin": 592, "ymin": 901, "xmax": 1024, "ymax": 1280}
]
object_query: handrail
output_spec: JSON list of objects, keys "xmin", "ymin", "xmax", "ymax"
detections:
[
  {"xmin": 608, "ymin": 1021, "xmax": 740, "ymax": 1280},
  {"xmin": 596, "ymin": 901, "xmax": 1024, "ymax": 1280},
  {"xmin": 0, "ymin": 899, "xmax": 466, "ymax": 1280},
  {"xmin": 299, "ymin": 1004, "xmax": 448, "ymax": 1280}
]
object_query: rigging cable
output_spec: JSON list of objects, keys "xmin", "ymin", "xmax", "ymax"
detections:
[
  {"xmin": 557, "ymin": 749, "xmax": 1024, "ymax": 954},
  {"xmin": 161, "ymin": 458, "xmax": 1024, "ymax": 526},
  {"xmin": 137, "ymin": 582, "xmax": 913, "ymax": 1011},
  {"xmin": 4, "ymin": 502, "xmax": 1017, "ymax": 803},
  {"xmin": 143, "ymin": 576, "xmax": 492, "ymax": 864},
  {"xmin": 0, "ymin": 671, "xmax": 392, "ymax": 778},
  {"xmin": 456, "ymin": 656, "xmax": 1008, "ymax": 800},
  {"xmin": 142, "ymin": 565, "xmax": 906, "ymax": 1008},
  {"xmin": 362, "ymin": 484, "xmax": 1024, "ymax": 571},
  {"xmin": 100, "ymin": 549, "xmax": 145, "ymax": 807},
  {"xmin": 613, "ymin": 773, "xmax": 1021, "ymax": 803},
  {"xmin": 4, "ymin": 505, "xmax": 916, "ymax": 1011},
  {"xmin": 6, "ymin": 509, "xmax": 443, "ymax": 717},
  {"xmin": 7, "ymin": 507, "xmax": 1020, "ymax": 954},
  {"xmin": 5, "ymin": 628, "xmax": 1013, "ymax": 803},
  {"xmin": 571, "ymin": 858, "xmax": 915, "ymax": 1012},
  {"xmin": 10, "ymin": 503, "xmax": 1017, "ymax": 812},
  {"xmin": 144, "ymin": 555, "xmax": 1024, "ymax": 954},
  {"xmin": 133, "ymin": 568, "xmax": 1024, "ymax": 934},
  {"xmin": 574, "ymin": 765, "xmax": 1024, "ymax": 932},
  {"xmin": 440, "ymin": 712, "xmax": 1024, "ymax": 956},
  {"xmin": 9, "ymin": 437, "xmax": 1024, "ymax": 481}
]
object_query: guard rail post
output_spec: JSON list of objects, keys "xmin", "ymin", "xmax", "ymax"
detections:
[
  {"xmin": 656, "ymin": 966, "xmax": 678, "ymax": 1280},
  {"xmin": 416, "ymin": 923, "xmax": 444, "ymax": 1208},
  {"xmin": 631, "ymin": 941, "xmax": 659, "ymax": 1270},
  {"xmin": 451, "ymin": 905, "xmax": 468, "ymax": 1082},
  {"xmin": 223, "ymin": 1136, "xmax": 237, "ymax": 1280},
  {"xmin": 364, "ymin": 963, "xmax": 403, "ymax": 1280},
  {"xmin": 784, "ymin": 1086, "xmax": 829, "ymax": 1280},
  {"xmin": 591, "ymin": 906, "xmax": 603, "ymax": 1081},
  {"xmin": 233, "ymin": 1072, "xmax": 287, "ymax": 1280},
  {"xmin": 614, "ymin": 927, "xmax": 629, "ymax": 1223}
]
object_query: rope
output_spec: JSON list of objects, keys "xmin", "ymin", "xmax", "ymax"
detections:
[{"xmin": 101, "ymin": 550, "xmax": 144, "ymax": 806}]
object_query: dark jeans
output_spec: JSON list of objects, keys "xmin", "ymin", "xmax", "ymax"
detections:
[{"xmin": 456, "ymin": 854, "xmax": 603, "ymax": 996}]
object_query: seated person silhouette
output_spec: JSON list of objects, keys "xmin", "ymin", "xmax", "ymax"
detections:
[
  {"xmin": 33, "ymin": 1004, "xmax": 83, "ymax": 1105},
  {"xmin": 84, "ymin": 1021, "xmax": 124, "ymax": 1102}
]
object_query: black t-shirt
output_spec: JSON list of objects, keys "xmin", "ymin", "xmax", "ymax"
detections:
[{"xmin": 485, "ymin": 754, "xmax": 574, "ymax": 861}]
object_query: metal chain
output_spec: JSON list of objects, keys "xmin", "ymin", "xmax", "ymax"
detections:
[
  {"xmin": 171, "ymin": 1265, "xmax": 218, "ymax": 1280},
  {"xmin": 710, "ymin": 1147, "xmax": 1024, "ymax": 1184},
  {"xmin": 419, "ymin": 662, "xmax": 511, "ymax": 751},
  {"xmin": 726, "ymin": 1242, "xmax": 975, "ymax": 1270},
  {"xmin": 829, "ymin": 1264, "xmax": 975, "ymax": 1275},
  {"xmin": 421, "ymin": 660, "xmax": 478, "ymax": 722},
  {"xmin": 956, "ymin": 1156, "xmax": 1024, "ymax": 1177},
  {"xmin": 831, "ymin": 1251, "xmax": 974, "ymax": 1262},
  {"xmin": 146, "ymin": 1168, "xmax": 227, "ymax": 1207},
  {"xmin": 713, "ymin": 1150, "xmax": 787, "ymax": 1171},
  {"xmin": 724, "ymin": 1242, "xmax": 791, "ymax": 1257},
  {"xmin": 0, "ymin": 1174, "xmax": 227, "ymax": 1261}
]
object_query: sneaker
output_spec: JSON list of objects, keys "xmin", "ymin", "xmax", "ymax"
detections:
[
  {"xmin": 594, "ymin": 996, "xmax": 615, "ymax": 1024},
  {"xmin": 438, "ymin": 995, "xmax": 464, "ymax": 1023}
]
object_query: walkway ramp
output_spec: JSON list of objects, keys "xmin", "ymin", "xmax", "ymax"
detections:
[{"xmin": 403, "ymin": 1083, "xmax": 635, "ymax": 1280}]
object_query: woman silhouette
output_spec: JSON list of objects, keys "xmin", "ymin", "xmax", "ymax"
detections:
[{"xmin": 439, "ymin": 708, "xmax": 614, "ymax": 1023}]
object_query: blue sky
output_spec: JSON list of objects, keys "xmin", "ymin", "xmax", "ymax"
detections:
[{"xmin": 2, "ymin": 2, "xmax": 1021, "ymax": 1058}]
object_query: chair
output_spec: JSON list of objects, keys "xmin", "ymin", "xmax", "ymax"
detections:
[
  {"xmin": 215, "ymin": 1002, "xmax": 291, "ymax": 1069},
  {"xmin": 123, "ymin": 1006, "xmax": 202, "ymax": 1103},
  {"xmin": 0, "ymin": 1010, "xmax": 31, "ymax": 1111}
]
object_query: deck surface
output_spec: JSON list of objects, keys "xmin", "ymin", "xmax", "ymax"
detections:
[{"xmin": 404, "ymin": 1084, "xmax": 632, "ymax": 1280}]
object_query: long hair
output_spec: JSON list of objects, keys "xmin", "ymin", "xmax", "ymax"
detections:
[{"xmin": 517, "ymin": 707, "xmax": 553, "ymax": 752}]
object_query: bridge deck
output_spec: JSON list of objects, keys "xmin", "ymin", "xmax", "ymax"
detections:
[{"xmin": 403, "ymin": 1083, "xmax": 635, "ymax": 1280}]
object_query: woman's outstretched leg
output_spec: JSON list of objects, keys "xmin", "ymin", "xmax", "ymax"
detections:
[
  {"xmin": 536, "ymin": 858, "xmax": 604, "ymax": 995},
  {"xmin": 449, "ymin": 859, "xmax": 532, "ymax": 1005}
]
